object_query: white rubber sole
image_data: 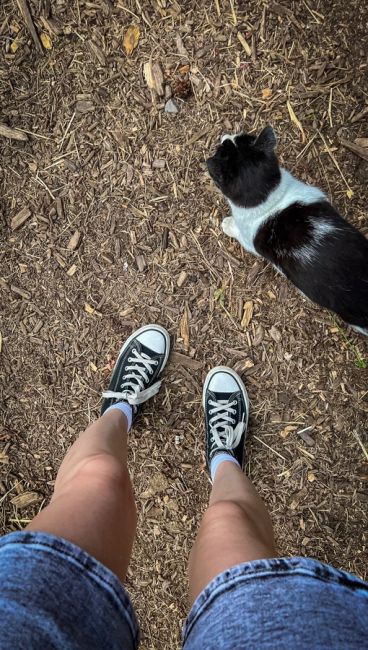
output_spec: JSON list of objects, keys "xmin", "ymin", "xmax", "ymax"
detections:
[
  {"xmin": 202, "ymin": 365, "xmax": 250, "ymax": 428},
  {"xmin": 115, "ymin": 323, "xmax": 171, "ymax": 370}
]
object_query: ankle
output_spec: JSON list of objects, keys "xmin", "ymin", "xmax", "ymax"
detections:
[{"xmin": 103, "ymin": 403, "xmax": 132, "ymax": 431}]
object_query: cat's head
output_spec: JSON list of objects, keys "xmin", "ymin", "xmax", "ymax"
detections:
[{"xmin": 206, "ymin": 126, "xmax": 281, "ymax": 208}]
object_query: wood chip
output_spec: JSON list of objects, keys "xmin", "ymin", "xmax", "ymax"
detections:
[
  {"xmin": 11, "ymin": 207, "xmax": 31, "ymax": 230},
  {"xmin": 350, "ymin": 107, "xmax": 368, "ymax": 124},
  {"xmin": 297, "ymin": 427, "xmax": 315, "ymax": 447},
  {"xmin": 269, "ymin": 325, "xmax": 282, "ymax": 343},
  {"xmin": 152, "ymin": 159, "xmax": 166, "ymax": 169},
  {"xmin": 54, "ymin": 252, "xmax": 66, "ymax": 268},
  {"xmin": 136, "ymin": 254, "xmax": 147, "ymax": 272},
  {"xmin": 269, "ymin": 2, "xmax": 304, "ymax": 29},
  {"xmin": 177, "ymin": 271, "xmax": 187, "ymax": 287},
  {"xmin": 0, "ymin": 123, "xmax": 28, "ymax": 141},
  {"xmin": 10, "ymin": 491, "xmax": 41, "ymax": 509},
  {"xmin": 179, "ymin": 304, "xmax": 190, "ymax": 351},
  {"xmin": 161, "ymin": 227, "xmax": 169, "ymax": 250},
  {"xmin": 355, "ymin": 137, "xmax": 368, "ymax": 148},
  {"xmin": 237, "ymin": 31, "xmax": 252, "ymax": 56},
  {"xmin": 170, "ymin": 351, "xmax": 202, "ymax": 370},
  {"xmin": 84, "ymin": 303, "xmax": 95, "ymax": 315},
  {"xmin": 67, "ymin": 264, "xmax": 77, "ymax": 276},
  {"xmin": 89, "ymin": 41, "xmax": 106, "ymax": 65},
  {"xmin": 11, "ymin": 285, "xmax": 31, "ymax": 299},
  {"xmin": 75, "ymin": 100, "xmax": 94, "ymax": 113},
  {"xmin": 241, "ymin": 301, "xmax": 253, "ymax": 329},
  {"xmin": 56, "ymin": 197, "xmax": 64, "ymax": 220},
  {"xmin": 175, "ymin": 34, "xmax": 189, "ymax": 57},
  {"xmin": 67, "ymin": 230, "xmax": 81, "ymax": 251},
  {"xmin": 340, "ymin": 139, "xmax": 368, "ymax": 162},
  {"xmin": 15, "ymin": 0, "xmax": 43, "ymax": 54},
  {"xmin": 143, "ymin": 61, "xmax": 164, "ymax": 96}
]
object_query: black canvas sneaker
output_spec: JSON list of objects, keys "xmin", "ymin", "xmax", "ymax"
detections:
[
  {"xmin": 101, "ymin": 324, "xmax": 170, "ymax": 423},
  {"xmin": 203, "ymin": 366, "xmax": 249, "ymax": 472}
]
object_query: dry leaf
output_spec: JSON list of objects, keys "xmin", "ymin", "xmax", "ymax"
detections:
[
  {"xmin": 241, "ymin": 301, "xmax": 254, "ymax": 329},
  {"xmin": 262, "ymin": 88, "xmax": 272, "ymax": 100},
  {"xmin": 144, "ymin": 61, "xmax": 164, "ymax": 96},
  {"xmin": 180, "ymin": 305, "xmax": 190, "ymax": 350},
  {"xmin": 307, "ymin": 471, "xmax": 316, "ymax": 482},
  {"xmin": 179, "ymin": 64, "xmax": 190, "ymax": 75},
  {"xmin": 214, "ymin": 288, "xmax": 225, "ymax": 307},
  {"xmin": 243, "ymin": 359, "xmax": 254, "ymax": 369},
  {"xmin": 280, "ymin": 425, "xmax": 297, "ymax": 439},
  {"xmin": 84, "ymin": 303, "xmax": 95, "ymax": 315},
  {"xmin": 40, "ymin": 32, "xmax": 52, "ymax": 49},
  {"xmin": 286, "ymin": 100, "xmax": 305, "ymax": 143},
  {"xmin": 90, "ymin": 362, "xmax": 97, "ymax": 372},
  {"xmin": 123, "ymin": 24, "xmax": 140, "ymax": 55},
  {"xmin": 10, "ymin": 492, "xmax": 41, "ymax": 509},
  {"xmin": 10, "ymin": 38, "xmax": 20, "ymax": 53}
]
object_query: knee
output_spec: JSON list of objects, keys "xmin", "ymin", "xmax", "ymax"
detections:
[
  {"xmin": 201, "ymin": 500, "xmax": 246, "ymax": 539},
  {"xmin": 76, "ymin": 454, "xmax": 130, "ymax": 491},
  {"xmin": 202, "ymin": 499, "xmax": 274, "ymax": 549},
  {"xmin": 201, "ymin": 500, "xmax": 247, "ymax": 534},
  {"xmin": 59, "ymin": 454, "xmax": 133, "ymax": 510}
]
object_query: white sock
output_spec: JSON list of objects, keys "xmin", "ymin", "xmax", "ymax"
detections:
[
  {"xmin": 104, "ymin": 402, "xmax": 133, "ymax": 431},
  {"xmin": 210, "ymin": 453, "xmax": 240, "ymax": 482}
]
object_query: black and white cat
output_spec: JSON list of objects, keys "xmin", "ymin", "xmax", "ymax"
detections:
[{"xmin": 207, "ymin": 126, "xmax": 368, "ymax": 335}]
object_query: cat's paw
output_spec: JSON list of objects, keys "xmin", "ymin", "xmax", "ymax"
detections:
[{"xmin": 222, "ymin": 217, "xmax": 238, "ymax": 238}]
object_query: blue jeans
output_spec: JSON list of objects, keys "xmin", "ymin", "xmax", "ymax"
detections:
[{"xmin": 0, "ymin": 531, "xmax": 367, "ymax": 649}]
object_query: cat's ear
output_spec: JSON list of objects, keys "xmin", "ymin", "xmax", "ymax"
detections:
[{"xmin": 253, "ymin": 126, "xmax": 277, "ymax": 153}]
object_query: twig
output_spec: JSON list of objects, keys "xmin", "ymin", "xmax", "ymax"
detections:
[
  {"xmin": 352, "ymin": 431, "xmax": 368, "ymax": 461},
  {"xmin": 340, "ymin": 139, "xmax": 368, "ymax": 163},
  {"xmin": 229, "ymin": 0, "xmax": 237, "ymax": 26},
  {"xmin": 253, "ymin": 435, "xmax": 287, "ymax": 461},
  {"xmin": 16, "ymin": 0, "xmax": 43, "ymax": 54},
  {"xmin": 318, "ymin": 131, "xmax": 352, "ymax": 193}
]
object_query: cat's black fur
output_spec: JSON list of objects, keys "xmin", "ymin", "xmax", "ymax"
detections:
[{"xmin": 207, "ymin": 126, "xmax": 368, "ymax": 334}]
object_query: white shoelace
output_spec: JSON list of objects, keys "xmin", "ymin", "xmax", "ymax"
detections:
[
  {"xmin": 209, "ymin": 399, "xmax": 245, "ymax": 450},
  {"xmin": 102, "ymin": 348, "xmax": 161, "ymax": 406}
]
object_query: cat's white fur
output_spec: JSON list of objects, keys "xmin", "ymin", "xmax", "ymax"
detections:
[{"xmin": 222, "ymin": 168, "xmax": 327, "ymax": 259}]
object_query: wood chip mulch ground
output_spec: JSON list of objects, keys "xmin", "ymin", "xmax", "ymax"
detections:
[{"xmin": 1, "ymin": 1, "xmax": 367, "ymax": 648}]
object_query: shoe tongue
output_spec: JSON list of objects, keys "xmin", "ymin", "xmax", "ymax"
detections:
[
  {"xmin": 210, "ymin": 391, "xmax": 234, "ymax": 402},
  {"xmin": 136, "ymin": 340, "xmax": 156, "ymax": 359}
]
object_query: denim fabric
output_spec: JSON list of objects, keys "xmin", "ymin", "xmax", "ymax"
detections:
[
  {"xmin": 1, "ymin": 533, "xmax": 367, "ymax": 649},
  {"xmin": 183, "ymin": 557, "xmax": 368, "ymax": 649},
  {"xmin": 0, "ymin": 531, "xmax": 139, "ymax": 650}
]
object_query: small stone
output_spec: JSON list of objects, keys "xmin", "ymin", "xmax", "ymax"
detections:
[{"xmin": 165, "ymin": 98, "xmax": 179, "ymax": 114}]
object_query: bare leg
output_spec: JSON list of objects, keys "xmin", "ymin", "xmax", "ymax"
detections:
[
  {"xmin": 188, "ymin": 461, "xmax": 276, "ymax": 604},
  {"xmin": 26, "ymin": 324, "xmax": 170, "ymax": 582},
  {"xmin": 27, "ymin": 410, "xmax": 136, "ymax": 580}
]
